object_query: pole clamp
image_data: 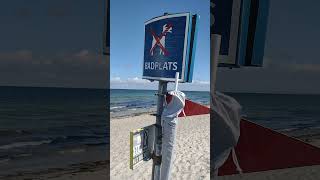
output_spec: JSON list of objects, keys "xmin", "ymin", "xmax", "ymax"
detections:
[
  {"xmin": 152, "ymin": 153, "xmax": 162, "ymax": 165},
  {"xmin": 155, "ymin": 93, "xmax": 166, "ymax": 96}
]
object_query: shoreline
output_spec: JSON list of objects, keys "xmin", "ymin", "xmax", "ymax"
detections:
[
  {"xmin": 0, "ymin": 160, "xmax": 109, "ymax": 180},
  {"xmin": 2, "ymin": 112, "xmax": 320, "ymax": 179},
  {"xmin": 110, "ymin": 103, "xmax": 210, "ymax": 119},
  {"xmin": 110, "ymin": 110, "xmax": 156, "ymax": 120}
]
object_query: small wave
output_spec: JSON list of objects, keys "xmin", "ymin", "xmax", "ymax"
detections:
[
  {"xmin": 85, "ymin": 142, "xmax": 108, "ymax": 146},
  {"xmin": 0, "ymin": 158, "xmax": 10, "ymax": 164},
  {"xmin": 110, "ymin": 106, "xmax": 126, "ymax": 110},
  {"xmin": 58, "ymin": 148, "xmax": 86, "ymax": 154},
  {"xmin": 0, "ymin": 129, "xmax": 32, "ymax": 136},
  {"xmin": 0, "ymin": 140, "xmax": 51, "ymax": 150},
  {"xmin": 13, "ymin": 153, "xmax": 33, "ymax": 158},
  {"xmin": 279, "ymin": 127, "xmax": 299, "ymax": 133},
  {"xmin": 49, "ymin": 135, "xmax": 106, "ymax": 145}
]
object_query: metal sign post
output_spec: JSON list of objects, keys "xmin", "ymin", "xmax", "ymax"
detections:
[
  {"xmin": 210, "ymin": 34, "xmax": 222, "ymax": 93},
  {"xmin": 210, "ymin": 35, "xmax": 222, "ymax": 179},
  {"xmin": 152, "ymin": 81, "xmax": 167, "ymax": 180},
  {"xmin": 133, "ymin": 12, "xmax": 198, "ymax": 179},
  {"xmin": 211, "ymin": 0, "xmax": 269, "ymax": 67}
]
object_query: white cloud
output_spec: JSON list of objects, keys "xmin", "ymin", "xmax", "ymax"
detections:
[
  {"xmin": 110, "ymin": 77, "xmax": 122, "ymax": 82},
  {"xmin": 192, "ymin": 80, "xmax": 210, "ymax": 85},
  {"xmin": 0, "ymin": 49, "xmax": 107, "ymax": 88},
  {"xmin": 127, "ymin": 77, "xmax": 149, "ymax": 83},
  {"xmin": 215, "ymin": 56, "xmax": 320, "ymax": 94},
  {"xmin": 111, "ymin": 77, "xmax": 209, "ymax": 91},
  {"xmin": 0, "ymin": 50, "xmax": 33, "ymax": 62},
  {"xmin": 290, "ymin": 63, "xmax": 320, "ymax": 72},
  {"xmin": 74, "ymin": 49, "xmax": 89, "ymax": 58}
]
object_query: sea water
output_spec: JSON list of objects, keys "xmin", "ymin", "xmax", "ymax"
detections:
[
  {"xmin": 110, "ymin": 89, "xmax": 210, "ymax": 118},
  {"xmin": 111, "ymin": 89, "xmax": 320, "ymax": 133},
  {"xmin": 0, "ymin": 86, "xmax": 108, "ymax": 176},
  {"xmin": 0, "ymin": 87, "xmax": 319, "ymax": 175}
]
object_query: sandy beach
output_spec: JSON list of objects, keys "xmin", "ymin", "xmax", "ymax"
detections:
[
  {"xmin": 110, "ymin": 114, "xmax": 210, "ymax": 180},
  {"xmin": 0, "ymin": 161, "xmax": 109, "ymax": 180},
  {"xmin": 216, "ymin": 165, "xmax": 320, "ymax": 180}
]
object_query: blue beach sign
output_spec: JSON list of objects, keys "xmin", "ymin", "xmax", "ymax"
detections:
[
  {"xmin": 143, "ymin": 13, "xmax": 198, "ymax": 82},
  {"xmin": 211, "ymin": 0, "xmax": 269, "ymax": 67}
]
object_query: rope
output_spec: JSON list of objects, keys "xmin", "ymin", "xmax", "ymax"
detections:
[{"xmin": 231, "ymin": 148, "xmax": 243, "ymax": 174}]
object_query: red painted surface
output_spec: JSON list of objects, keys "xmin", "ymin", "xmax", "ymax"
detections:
[
  {"xmin": 166, "ymin": 96, "xmax": 320, "ymax": 175},
  {"xmin": 179, "ymin": 98, "xmax": 210, "ymax": 117},
  {"xmin": 165, "ymin": 94, "xmax": 209, "ymax": 117},
  {"xmin": 218, "ymin": 119, "xmax": 320, "ymax": 176}
]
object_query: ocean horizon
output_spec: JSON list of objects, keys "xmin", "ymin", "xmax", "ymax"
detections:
[{"xmin": 111, "ymin": 88, "xmax": 320, "ymax": 131}]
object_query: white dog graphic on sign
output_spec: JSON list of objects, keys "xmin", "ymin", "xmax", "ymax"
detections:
[{"xmin": 150, "ymin": 24, "xmax": 173, "ymax": 56}]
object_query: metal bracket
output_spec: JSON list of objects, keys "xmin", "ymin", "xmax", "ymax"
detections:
[
  {"xmin": 155, "ymin": 114, "xmax": 162, "ymax": 118},
  {"xmin": 152, "ymin": 153, "xmax": 162, "ymax": 165},
  {"xmin": 155, "ymin": 93, "xmax": 166, "ymax": 96},
  {"xmin": 154, "ymin": 123, "xmax": 162, "ymax": 128}
]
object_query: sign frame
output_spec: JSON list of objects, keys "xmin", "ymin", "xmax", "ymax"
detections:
[
  {"xmin": 211, "ymin": 0, "xmax": 269, "ymax": 67},
  {"xmin": 211, "ymin": 0, "xmax": 242, "ymax": 66},
  {"xmin": 142, "ymin": 12, "xmax": 197, "ymax": 82},
  {"xmin": 129, "ymin": 124, "xmax": 155, "ymax": 170},
  {"xmin": 103, "ymin": 0, "xmax": 110, "ymax": 55}
]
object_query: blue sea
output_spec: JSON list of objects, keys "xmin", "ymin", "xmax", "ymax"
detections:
[
  {"xmin": 229, "ymin": 93, "xmax": 320, "ymax": 135},
  {"xmin": 1, "ymin": 87, "xmax": 320, "ymax": 176},
  {"xmin": 110, "ymin": 89, "xmax": 210, "ymax": 118},
  {"xmin": 0, "ymin": 86, "xmax": 108, "ymax": 176},
  {"xmin": 111, "ymin": 89, "xmax": 320, "ymax": 133}
]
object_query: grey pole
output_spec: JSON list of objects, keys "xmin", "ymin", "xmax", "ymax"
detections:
[
  {"xmin": 152, "ymin": 80, "xmax": 167, "ymax": 180},
  {"xmin": 210, "ymin": 34, "xmax": 221, "ymax": 93},
  {"xmin": 210, "ymin": 34, "xmax": 221, "ymax": 179},
  {"xmin": 152, "ymin": 13, "xmax": 169, "ymax": 180}
]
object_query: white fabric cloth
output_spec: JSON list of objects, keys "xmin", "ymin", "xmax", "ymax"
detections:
[
  {"xmin": 160, "ymin": 90, "xmax": 185, "ymax": 180},
  {"xmin": 212, "ymin": 92, "xmax": 242, "ymax": 172}
]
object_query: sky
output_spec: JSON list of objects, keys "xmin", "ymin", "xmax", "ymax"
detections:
[
  {"xmin": 110, "ymin": 0, "xmax": 210, "ymax": 91},
  {"xmin": 111, "ymin": 0, "xmax": 320, "ymax": 93},
  {"xmin": 1, "ymin": 0, "xmax": 320, "ymax": 93},
  {"xmin": 0, "ymin": 0, "xmax": 107, "ymax": 89},
  {"xmin": 216, "ymin": 0, "xmax": 320, "ymax": 94}
]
